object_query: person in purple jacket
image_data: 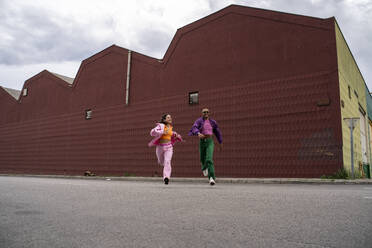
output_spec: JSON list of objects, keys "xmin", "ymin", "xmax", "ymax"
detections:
[{"xmin": 189, "ymin": 108, "xmax": 222, "ymax": 185}]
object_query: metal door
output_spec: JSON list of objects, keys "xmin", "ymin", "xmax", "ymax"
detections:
[{"xmin": 360, "ymin": 111, "xmax": 368, "ymax": 163}]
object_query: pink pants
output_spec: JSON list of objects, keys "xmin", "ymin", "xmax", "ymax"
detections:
[{"xmin": 156, "ymin": 143, "xmax": 173, "ymax": 179}]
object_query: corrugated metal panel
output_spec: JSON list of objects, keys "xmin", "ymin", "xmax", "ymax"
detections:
[{"xmin": 0, "ymin": 72, "xmax": 341, "ymax": 177}]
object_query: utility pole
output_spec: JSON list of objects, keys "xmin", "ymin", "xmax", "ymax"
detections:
[{"xmin": 343, "ymin": 118, "xmax": 360, "ymax": 179}]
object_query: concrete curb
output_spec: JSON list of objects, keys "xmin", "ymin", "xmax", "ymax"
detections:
[{"xmin": 1, "ymin": 174, "xmax": 371, "ymax": 184}]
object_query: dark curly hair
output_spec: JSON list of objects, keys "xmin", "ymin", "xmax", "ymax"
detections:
[{"xmin": 160, "ymin": 113, "xmax": 170, "ymax": 124}]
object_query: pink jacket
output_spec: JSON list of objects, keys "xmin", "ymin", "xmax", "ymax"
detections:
[{"xmin": 148, "ymin": 123, "xmax": 183, "ymax": 147}]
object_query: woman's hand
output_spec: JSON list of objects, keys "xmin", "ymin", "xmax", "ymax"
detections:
[{"xmin": 198, "ymin": 133, "xmax": 205, "ymax": 139}]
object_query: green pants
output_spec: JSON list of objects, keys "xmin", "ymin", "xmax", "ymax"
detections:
[{"xmin": 199, "ymin": 138, "xmax": 215, "ymax": 179}]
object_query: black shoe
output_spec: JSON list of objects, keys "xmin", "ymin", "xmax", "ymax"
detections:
[{"xmin": 164, "ymin": 178, "xmax": 169, "ymax": 185}]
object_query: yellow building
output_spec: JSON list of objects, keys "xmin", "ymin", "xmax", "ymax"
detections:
[{"xmin": 336, "ymin": 21, "xmax": 370, "ymax": 177}]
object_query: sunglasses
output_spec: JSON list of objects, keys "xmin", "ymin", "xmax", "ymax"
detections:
[{"xmin": 202, "ymin": 111, "xmax": 209, "ymax": 114}]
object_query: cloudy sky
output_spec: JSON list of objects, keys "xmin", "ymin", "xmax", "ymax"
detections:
[{"xmin": 0, "ymin": 0, "xmax": 371, "ymax": 91}]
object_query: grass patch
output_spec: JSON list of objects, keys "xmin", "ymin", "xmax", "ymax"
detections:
[{"xmin": 321, "ymin": 168, "xmax": 349, "ymax": 179}]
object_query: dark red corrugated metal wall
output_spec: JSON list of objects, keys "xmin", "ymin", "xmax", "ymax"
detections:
[{"xmin": 0, "ymin": 5, "xmax": 342, "ymax": 177}]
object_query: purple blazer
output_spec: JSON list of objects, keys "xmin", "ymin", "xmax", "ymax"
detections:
[{"xmin": 188, "ymin": 117, "xmax": 222, "ymax": 144}]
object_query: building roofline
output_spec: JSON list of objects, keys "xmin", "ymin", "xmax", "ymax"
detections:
[
  {"xmin": 50, "ymin": 72, "xmax": 74, "ymax": 85},
  {"xmin": 0, "ymin": 4, "xmax": 349, "ymax": 103},
  {"xmin": 161, "ymin": 4, "xmax": 335, "ymax": 65},
  {"xmin": 334, "ymin": 19, "xmax": 368, "ymax": 92},
  {"xmin": 0, "ymin": 86, "xmax": 21, "ymax": 100}
]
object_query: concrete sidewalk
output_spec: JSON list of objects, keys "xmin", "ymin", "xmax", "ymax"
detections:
[{"xmin": 1, "ymin": 174, "xmax": 371, "ymax": 184}]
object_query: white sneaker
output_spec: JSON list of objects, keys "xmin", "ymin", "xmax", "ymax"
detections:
[
  {"xmin": 202, "ymin": 168, "xmax": 208, "ymax": 176},
  {"xmin": 209, "ymin": 178, "xmax": 215, "ymax": 185}
]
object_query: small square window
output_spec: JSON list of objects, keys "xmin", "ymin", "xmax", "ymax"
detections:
[
  {"xmin": 23, "ymin": 88, "xmax": 28, "ymax": 96},
  {"xmin": 189, "ymin": 92, "xmax": 199, "ymax": 105},
  {"xmin": 85, "ymin": 109, "xmax": 92, "ymax": 120}
]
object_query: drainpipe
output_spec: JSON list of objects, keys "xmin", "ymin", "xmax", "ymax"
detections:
[{"xmin": 126, "ymin": 50, "xmax": 131, "ymax": 105}]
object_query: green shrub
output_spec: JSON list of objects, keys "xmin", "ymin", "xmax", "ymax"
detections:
[{"xmin": 321, "ymin": 168, "xmax": 349, "ymax": 179}]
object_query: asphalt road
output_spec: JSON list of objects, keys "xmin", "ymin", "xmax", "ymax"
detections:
[{"xmin": 0, "ymin": 176, "xmax": 371, "ymax": 248}]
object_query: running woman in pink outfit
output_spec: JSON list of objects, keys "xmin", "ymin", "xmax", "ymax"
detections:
[{"xmin": 148, "ymin": 114, "xmax": 183, "ymax": 184}]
